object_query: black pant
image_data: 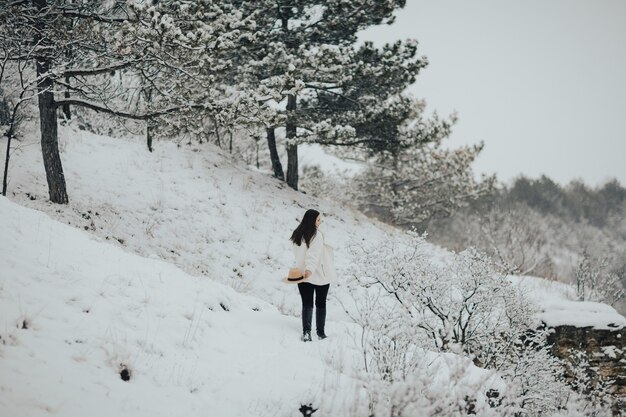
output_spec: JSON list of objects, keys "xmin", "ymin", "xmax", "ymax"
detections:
[{"xmin": 297, "ymin": 282, "xmax": 330, "ymax": 308}]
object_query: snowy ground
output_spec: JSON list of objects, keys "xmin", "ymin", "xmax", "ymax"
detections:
[
  {"xmin": 0, "ymin": 196, "xmax": 367, "ymax": 417},
  {"xmin": 2, "ymin": 125, "xmax": 451, "ymax": 320},
  {"xmin": 1, "ymin": 126, "xmax": 624, "ymax": 416},
  {"xmin": 508, "ymin": 276, "xmax": 626, "ymax": 330}
]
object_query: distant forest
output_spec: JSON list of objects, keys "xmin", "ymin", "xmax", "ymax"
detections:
[{"xmin": 428, "ymin": 175, "xmax": 626, "ymax": 312}]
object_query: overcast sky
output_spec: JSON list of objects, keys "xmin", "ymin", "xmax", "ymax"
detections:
[{"xmin": 359, "ymin": 0, "xmax": 626, "ymax": 186}]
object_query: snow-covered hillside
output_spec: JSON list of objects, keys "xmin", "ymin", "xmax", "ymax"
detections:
[
  {"xmin": 4, "ymin": 127, "xmax": 623, "ymax": 327},
  {"xmin": 1, "ymin": 127, "xmax": 624, "ymax": 416},
  {"xmin": 3, "ymin": 126, "xmax": 411, "ymax": 319},
  {"xmin": 0, "ymin": 195, "xmax": 368, "ymax": 416}
]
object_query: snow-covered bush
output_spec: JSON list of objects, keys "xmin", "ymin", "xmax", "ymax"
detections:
[
  {"xmin": 499, "ymin": 328, "xmax": 573, "ymax": 415},
  {"xmin": 575, "ymin": 251, "xmax": 625, "ymax": 307},
  {"xmin": 345, "ymin": 232, "xmax": 615, "ymax": 416},
  {"xmin": 348, "ymin": 234, "xmax": 536, "ymax": 367},
  {"xmin": 560, "ymin": 349, "xmax": 615, "ymax": 414},
  {"xmin": 299, "ymin": 165, "xmax": 352, "ymax": 202},
  {"xmin": 342, "ymin": 284, "xmax": 517, "ymax": 416},
  {"xmin": 359, "ymin": 355, "xmax": 517, "ymax": 417}
]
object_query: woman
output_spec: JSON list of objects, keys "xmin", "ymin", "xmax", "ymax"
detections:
[{"xmin": 290, "ymin": 209, "xmax": 337, "ymax": 342}]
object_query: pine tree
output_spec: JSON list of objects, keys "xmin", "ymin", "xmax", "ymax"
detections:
[
  {"xmin": 299, "ymin": 40, "xmax": 428, "ymax": 155},
  {"xmin": 0, "ymin": 1, "xmax": 255, "ymax": 203},
  {"xmin": 351, "ymin": 131, "xmax": 496, "ymax": 227},
  {"xmin": 230, "ymin": 0, "xmax": 411, "ymax": 190}
]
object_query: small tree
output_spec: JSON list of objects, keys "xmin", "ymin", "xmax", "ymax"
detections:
[
  {"xmin": 351, "ymin": 138, "xmax": 495, "ymax": 228},
  {"xmin": 1, "ymin": 51, "xmax": 34, "ymax": 196}
]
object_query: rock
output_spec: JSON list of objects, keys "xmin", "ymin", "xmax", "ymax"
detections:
[{"xmin": 546, "ymin": 324, "xmax": 625, "ymax": 413}]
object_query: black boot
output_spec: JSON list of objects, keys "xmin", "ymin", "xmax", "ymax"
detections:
[
  {"xmin": 301, "ymin": 307, "xmax": 313, "ymax": 342},
  {"xmin": 316, "ymin": 307, "xmax": 327, "ymax": 340}
]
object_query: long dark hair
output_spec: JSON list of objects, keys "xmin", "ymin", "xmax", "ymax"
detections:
[{"xmin": 290, "ymin": 209, "xmax": 320, "ymax": 247}]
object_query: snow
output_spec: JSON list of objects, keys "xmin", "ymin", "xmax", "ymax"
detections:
[
  {"xmin": 0, "ymin": 196, "xmax": 364, "ymax": 416},
  {"xmin": 601, "ymin": 346, "xmax": 621, "ymax": 359},
  {"xmin": 1, "ymin": 125, "xmax": 405, "ymax": 321},
  {"xmin": 508, "ymin": 275, "xmax": 626, "ymax": 330},
  {"xmin": 1, "ymin": 125, "xmax": 624, "ymax": 415},
  {"xmin": 538, "ymin": 299, "xmax": 626, "ymax": 330},
  {"xmin": 0, "ymin": 126, "xmax": 489, "ymax": 416}
]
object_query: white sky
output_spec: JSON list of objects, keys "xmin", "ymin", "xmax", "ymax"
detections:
[{"xmin": 359, "ymin": 0, "xmax": 626, "ymax": 186}]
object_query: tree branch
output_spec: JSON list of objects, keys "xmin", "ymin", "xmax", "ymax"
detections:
[
  {"xmin": 60, "ymin": 60, "xmax": 135, "ymax": 78},
  {"xmin": 53, "ymin": 98, "xmax": 207, "ymax": 120}
]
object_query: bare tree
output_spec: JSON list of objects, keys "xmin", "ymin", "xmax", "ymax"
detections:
[
  {"xmin": 1, "ymin": 24, "xmax": 40, "ymax": 196},
  {"xmin": 575, "ymin": 250, "xmax": 625, "ymax": 306},
  {"xmin": 476, "ymin": 203, "xmax": 552, "ymax": 276}
]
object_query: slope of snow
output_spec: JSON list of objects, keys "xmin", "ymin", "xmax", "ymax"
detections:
[
  {"xmin": 0, "ymin": 196, "xmax": 503, "ymax": 417},
  {"xmin": 3, "ymin": 126, "xmax": 623, "ymax": 328},
  {"xmin": 0, "ymin": 196, "xmax": 367, "ymax": 417},
  {"xmin": 509, "ymin": 275, "xmax": 626, "ymax": 330},
  {"xmin": 2, "ymin": 125, "xmax": 447, "ymax": 322}
]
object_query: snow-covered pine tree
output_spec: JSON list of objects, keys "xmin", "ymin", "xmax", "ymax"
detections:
[
  {"xmin": 351, "ymin": 133, "xmax": 496, "ymax": 228},
  {"xmin": 298, "ymin": 41, "xmax": 430, "ymax": 155},
  {"xmin": 121, "ymin": 1, "xmax": 262, "ymax": 150},
  {"xmin": 0, "ymin": 1, "xmax": 255, "ymax": 203},
  {"xmin": 230, "ymin": 0, "xmax": 411, "ymax": 190}
]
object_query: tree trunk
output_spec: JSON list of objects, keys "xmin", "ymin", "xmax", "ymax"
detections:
[
  {"xmin": 62, "ymin": 76, "xmax": 71, "ymax": 120},
  {"xmin": 266, "ymin": 127, "xmax": 284, "ymax": 180},
  {"xmin": 35, "ymin": 0, "xmax": 68, "ymax": 204},
  {"xmin": 2, "ymin": 129, "xmax": 11, "ymax": 196},
  {"xmin": 62, "ymin": 15, "xmax": 74, "ymax": 120},
  {"xmin": 145, "ymin": 88, "xmax": 153, "ymax": 151},
  {"xmin": 37, "ymin": 71, "xmax": 68, "ymax": 204},
  {"xmin": 286, "ymin": 94, "xmax": 298, "ymax": 190},
  {"xmin": 280, "ymin": 11, "xmax": 298, "ymax": 190},
  {"xmin": 286, "ymin": 143, "xmax": 298, "ymax": 190},
  {"xmin": 146, "ymin": 120, "xmax": 154, "ymax": 152},
  {"xmin": 212, "ymin": 117, "xmax": 221, "ymax": 148}
]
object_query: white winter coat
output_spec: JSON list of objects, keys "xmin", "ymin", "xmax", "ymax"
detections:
[{"xmin": 292, "ymin": 230, "xmax": 337, "ymax": 286}]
